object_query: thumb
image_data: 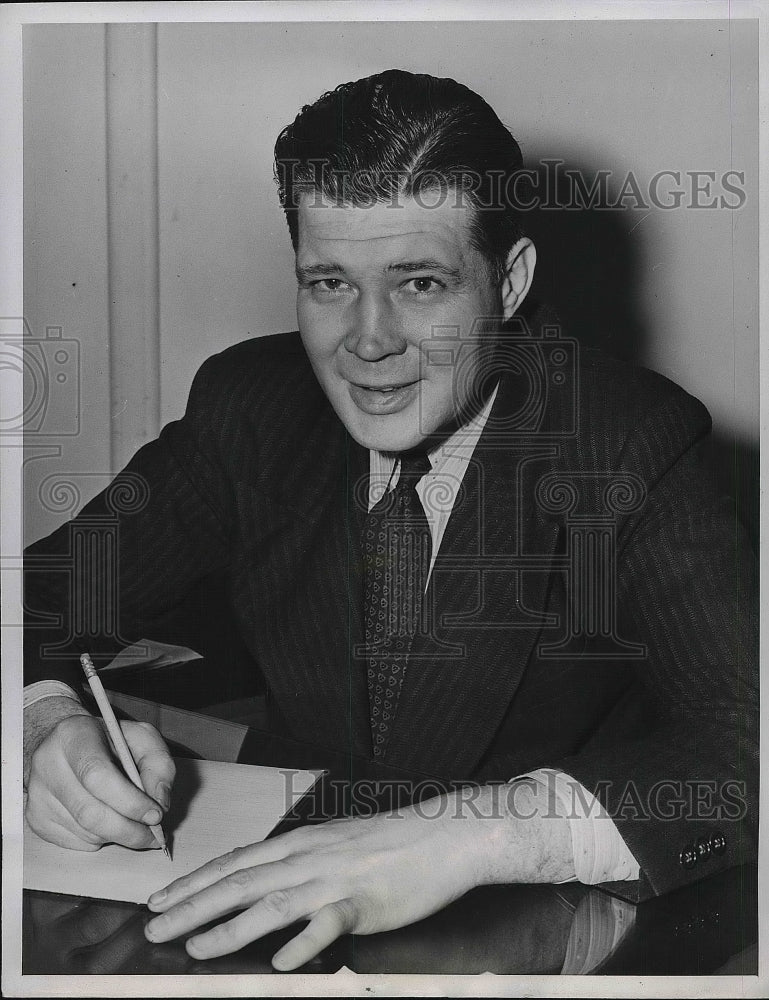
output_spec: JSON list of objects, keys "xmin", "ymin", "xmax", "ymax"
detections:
[{"xmin": 121, "ymin": 721, "xmax": 176, "ymax": 813}]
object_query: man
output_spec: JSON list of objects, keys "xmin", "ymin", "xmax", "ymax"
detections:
[{"xmin": 23, "ymin": 70, "xmax": 757, "ymax": 969}]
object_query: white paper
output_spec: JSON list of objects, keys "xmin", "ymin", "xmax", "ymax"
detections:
[
  {"xmin": 23, "ymin": 757, "xmax": 320, "ymax": 904},
  {"xmin": 99, "ymin": 638, "xmax": 203, "ymax": 673}
]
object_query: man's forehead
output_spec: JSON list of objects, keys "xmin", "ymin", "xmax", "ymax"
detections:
[{"xmin": 296, "ymin": 192, "xmax": 475, "ymax": 250}]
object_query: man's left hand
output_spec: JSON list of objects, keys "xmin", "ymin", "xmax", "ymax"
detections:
[{"xmin": 144, "ymin": 782, "xmax": 573, "ymax": 969}]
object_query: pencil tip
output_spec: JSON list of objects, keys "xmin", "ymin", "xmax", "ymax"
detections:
[{"xmin": 164, "ymin": 846, "xmax": 172, "ymax": 861}]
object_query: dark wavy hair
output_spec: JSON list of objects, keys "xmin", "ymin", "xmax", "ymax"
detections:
[{"xmin": 274, "ymin": 69, "xmax": 525, "ymax": 280}]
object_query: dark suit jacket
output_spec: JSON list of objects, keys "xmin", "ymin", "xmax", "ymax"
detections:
[{"xmin": 24, "ymin": 325, "xmax": 758, "ymax": 903}]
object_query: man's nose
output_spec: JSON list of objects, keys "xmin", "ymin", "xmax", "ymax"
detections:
[{"xmin": 343, "ymin": 293, "xmax": 406, "ymax": 361}]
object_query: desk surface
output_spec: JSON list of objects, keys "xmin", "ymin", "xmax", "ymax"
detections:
[
  {"xmin": 22, "ymin": 693, "xmax": 759, "ymax": 977},
  {"xmin": 23, "ymin": 864, "xmax": 758, "ymax": 976}
]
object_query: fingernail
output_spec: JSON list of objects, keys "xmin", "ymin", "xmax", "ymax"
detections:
[
  {"xmin": 148, "ymin": 889, "xmax": 167, "ymax": 905},
  {"xmin": 143, "ymin": 808, "xmax": 161, "ymax": 825},
  {"xmin": 156, "ymin": 782, "xmax": 171, "ymax": 811},
  {"xmin": 186, "ymin": 937, "xmax": 205, "ymax": 958}
]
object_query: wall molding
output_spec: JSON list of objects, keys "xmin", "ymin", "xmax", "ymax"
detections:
[{"xmin": 105, "ymin": 23, "xmax": 160, "ymax": 472}]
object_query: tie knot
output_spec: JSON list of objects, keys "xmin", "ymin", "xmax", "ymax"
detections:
[{"xmin": 397, "ymin": 449, "xmax": 431, "ymax": 489}]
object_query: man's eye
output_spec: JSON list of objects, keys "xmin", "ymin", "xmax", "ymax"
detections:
[
  {"xmin": 406, "ymin": 277, "xmax": 444, "ymax": 295},
  {"xmin": 312, "ymin": 279, "xmax": 349, "ymax": 294}
]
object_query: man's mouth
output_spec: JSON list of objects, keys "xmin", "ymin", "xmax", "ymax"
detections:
[
  {"xmin": 356, "ymin": 382, "xmax": 416, "ymax": 392},
  {"xmin": 347, "ymin": 379, "xmax": 420, "ymax": 414}
]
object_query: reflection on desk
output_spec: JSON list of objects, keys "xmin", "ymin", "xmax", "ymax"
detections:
[
  {"xmin": 23, "ymin": 892, "xmax": 329, "ymax": 975},
  {"xmin": 23, "ymin": 862, "xmax": 757, "ymax": 976}
]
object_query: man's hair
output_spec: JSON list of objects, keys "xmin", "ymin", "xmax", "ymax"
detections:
[{"xmin": 274, "ymin": 69, "xmax": 525, "ymax": 281}]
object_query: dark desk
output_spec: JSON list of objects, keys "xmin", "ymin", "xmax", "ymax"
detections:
[
  {"xmin": 23, "ymin": 866, "xmax": 758, "ymax": 976},
  {"xmin": 23, "ymin": 681, "xmax": 759, "ymax": 977}
]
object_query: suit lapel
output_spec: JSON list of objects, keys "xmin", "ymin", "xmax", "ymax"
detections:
[
  {"xmin": 383, "ymin": 372, "xmax": 562, "ymax": 777},
  {"xmin": 244, "ymin": 388, "xmax": 373, "ymax": 757}
]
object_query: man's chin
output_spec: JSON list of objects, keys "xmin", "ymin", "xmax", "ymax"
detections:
[{"xmin": 341, "ymin": 407, "xmax": 432, "ymax": 454}]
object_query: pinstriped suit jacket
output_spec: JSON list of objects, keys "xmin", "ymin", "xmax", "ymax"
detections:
[{"xmin": 24, "ymin": 328, "xmax": 758, "ymax": 902}]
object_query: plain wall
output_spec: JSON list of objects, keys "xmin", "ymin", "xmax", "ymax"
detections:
[
  {"xmin": 23, "ymin": 25, "xmax": 113, "ymax": 546},
  {"xmin": 23, "ymin": 19, "xmax": 759, "ymax": 545}
]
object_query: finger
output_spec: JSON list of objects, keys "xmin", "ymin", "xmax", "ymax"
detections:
[
  {"xmin": 70, "ymin": 730, "xmax": 165, "ymax": 827},
  {"xmin": 28, "ymin": 789, "xmax": 150, "ymax": 852},
  {"xmin": 28, "ymin": 816, "xmax": 102, "ymax": 852},
  {"xmin": 26, "ymin": 788, "xmax": 104, "ymax": 850},
  {"xmin": 146, "ymin": 860, "xmax": 300, "ymax": 942},
  {"xmin": 147, "ymin": 840, "xmax": 292, "ymax": 911},
  {"xmin": 185, "ymin": 885, "xmax": 321, "ymax": 960},
  {"xmin": 122, "ymin": 722, "xmax": 176, "ymax": 811},
  {"xmin": 57, "ymin": 773, "xmax": 160, "ymax": 850},
  {"xmin": 271, "ymin": 899, "xmax": 358, "ymax": 971}
]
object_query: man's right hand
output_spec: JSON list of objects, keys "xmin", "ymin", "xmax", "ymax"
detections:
[{"xmin": 24, "ymin": 696, "xmax": 176, "ymax": 852}]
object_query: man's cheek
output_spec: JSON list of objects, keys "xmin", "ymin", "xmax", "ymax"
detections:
[
  {"xmin": 416, "ymin": 379, "xmax": 450, "ymax": 435},
  {"xmin": 302, "ymin": 326, "xmax": 337, "ymax": 367}
]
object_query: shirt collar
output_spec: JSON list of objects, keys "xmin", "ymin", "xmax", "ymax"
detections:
[{"xmin": 369, "ymin": 381, "xmax": 500, "ymax": 497}]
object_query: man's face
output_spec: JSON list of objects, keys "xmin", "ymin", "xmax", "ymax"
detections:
[{"xmin": 295, "ymin": 192, "xmax": 503, "ymax": 452}]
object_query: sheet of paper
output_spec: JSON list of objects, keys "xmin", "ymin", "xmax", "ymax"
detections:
[
  {"xmin": 99, "ymin": 638, "xmax": 203, "ymax": 673},
  {"xmin": 24, "ymin": 757, "xmax": 321, "ymax": 904}
]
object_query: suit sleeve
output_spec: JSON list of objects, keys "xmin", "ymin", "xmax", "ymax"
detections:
[
  {"xmin": 23, "ymin": 352, "xmax": 236, "ymax": 692},
  {"xmin": 546, "ymin": 391, "xmax": 758, "ymax": 901}
]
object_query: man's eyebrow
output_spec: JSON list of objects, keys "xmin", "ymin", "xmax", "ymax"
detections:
[
  {"xmin": 295, "ymin": 259, "xmax": 465, "ymax": 283},
  {"xmin": 387, "ymin": 260, "xmax": 463, "ymax": 280},
  {"xmin": 295, "ymin": 262, "xmax": 346, "ymax": 281}
]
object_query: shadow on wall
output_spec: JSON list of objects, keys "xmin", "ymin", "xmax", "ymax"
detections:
[
  {"xmin": 522, "ymin": 158, "xmax": 647, "ymax": 363},
  {"xmin": 520, "ymin": 159, "xmax": 758, "ymax": 552}
]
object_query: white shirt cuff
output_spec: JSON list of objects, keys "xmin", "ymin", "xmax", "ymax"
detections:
[
  {"xmin": 560, "ymin": 890, "xmax": 637, "ymax": 974},
  {"xmin": 23, "ymin": 680, "xmax": 82, "ymax": 710},
  {"xmin": 517, "ymin": 767, "xmax": 640, "ymax": 884}
]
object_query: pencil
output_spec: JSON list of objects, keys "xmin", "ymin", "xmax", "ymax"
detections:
[{"xmin": 80, "ymin": 653, "xmax": 171, "ymax": 859}]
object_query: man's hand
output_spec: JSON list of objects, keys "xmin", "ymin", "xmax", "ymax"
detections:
[
  {"xmin": 145, "ymin": 781, "xmax": 574, "ymax": 969},
  {"xmin": 24, "ymin": 696, "xmax": 176, "ymax": 851}
]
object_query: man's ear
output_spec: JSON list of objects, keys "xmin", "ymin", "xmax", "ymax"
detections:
[{"xmin": 500, "ymin": 238, "xmax": 537, "ymax": 321}]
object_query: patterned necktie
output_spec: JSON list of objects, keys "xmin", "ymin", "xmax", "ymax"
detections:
[{"xmin": 363, "ymin": 449, "xmax": 432, "ymax": 758}]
